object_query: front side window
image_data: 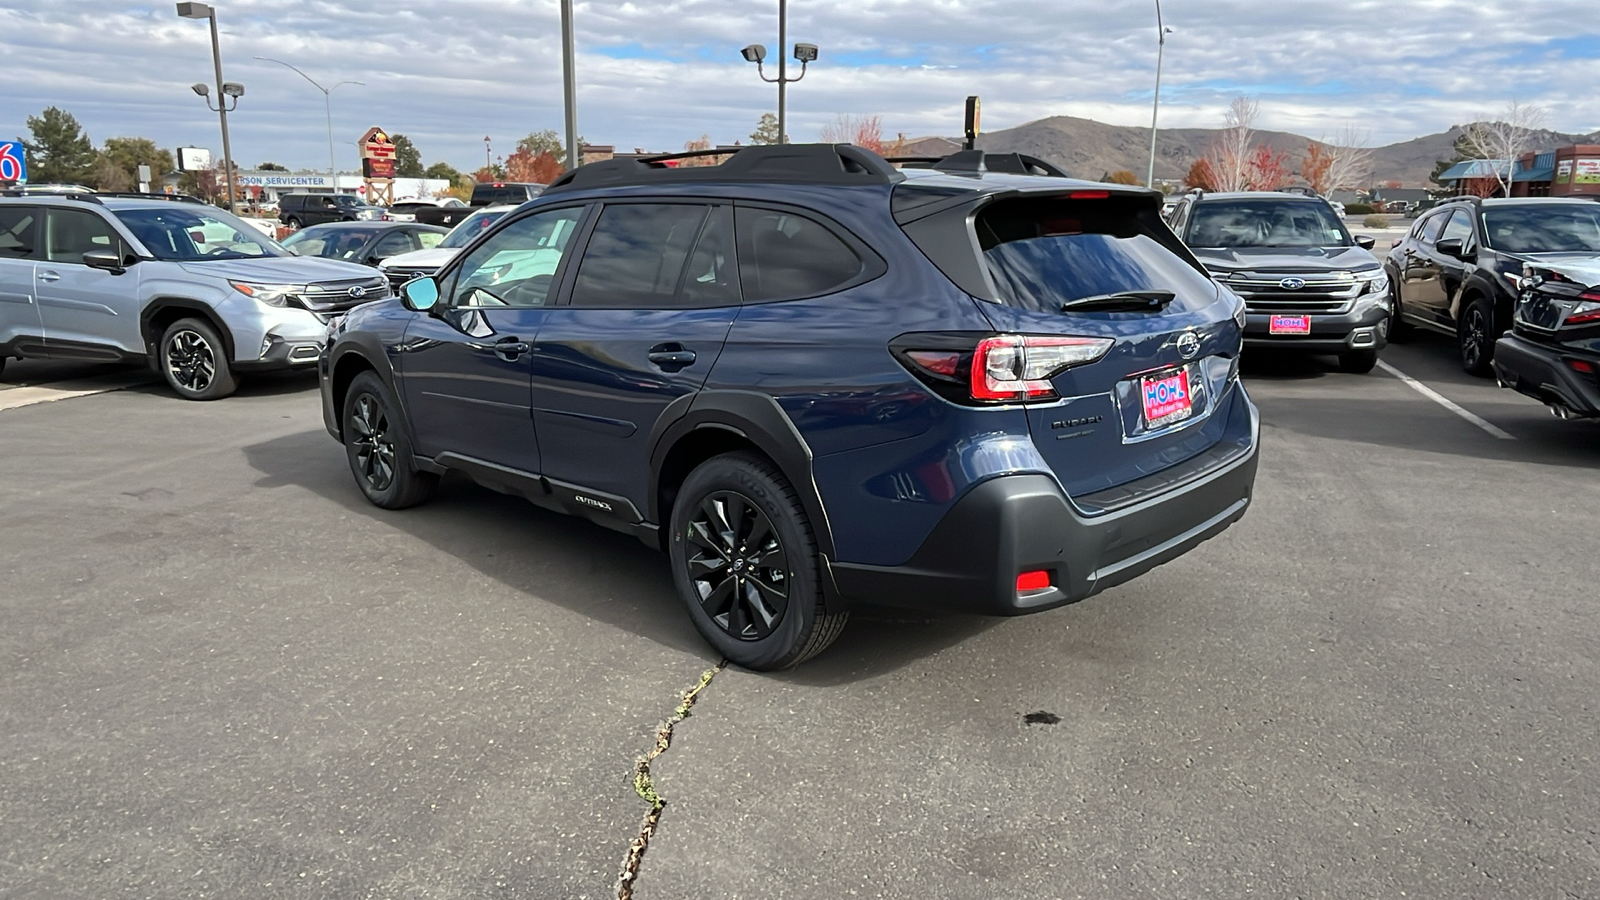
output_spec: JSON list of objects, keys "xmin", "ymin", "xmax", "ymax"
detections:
[
  {"xmin": 0, "ymin": 206, "xmax": 40, "ymax": 259},
  {"xmin": 284, "ymin": 226, "xmax": 381, "ymax": 260},
  {"xmin": 1482, "ymin": 205, "xmax": 1600, "ymax": 253},
  {"xmin": 1438, "ymin": 210, "xmax": 1474, "ymax": 246},
  {"xmin": 45, "ymin": 208, "xmax": 123, "ymax": 262},
  {"xmin": 979, "ymin": 196, "xmax": 1217, "ymax": 312},
  {"xmin": 735, "ymin": 207, "xmax": 863, "ymax": 302},
  {"xmin": 371, "ymin": 230, "xmax": 416, "ymax": 259},
  {"xmin": 1416, "ymin": 211, "xmax": 1450, "ymax": 245},
  {"xmin": 570, "ymin": 204, "xmax": 709, "ymax": 308},
  {"xmin": 447, "ymin": 206, "xmax": 585, "ymax": 308},
  {"xmin": 1185, "ymin": 199, "xmax": 1350, "ymax": 248},
  {"xmin": 113, "ymin": 206, "xmax": 286, "ymax": 261},
  {"xmin": 416, "ymin": 230, "xmax": 446, "ymax": 250}
]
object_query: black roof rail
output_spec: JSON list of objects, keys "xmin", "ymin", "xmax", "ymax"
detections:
[
  {"xmin": 886, "ymin": 150, "xmax": 1070, "ymax": 178},
  {"xmin": 543, "ymin": 143, "xmax": 903, "ymax": 193},
  {"xmin": 94, "ymin": 191, "xmax": 208, "ymax": 204},
  {"xmin": 0, "ymin": 188, "xmax": 104, "ymax": 204}
]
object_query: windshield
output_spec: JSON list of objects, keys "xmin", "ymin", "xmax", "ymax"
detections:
[
  {"xmin": 1187, "ymin": 199, "xmax": 1351, "ymax": 248},
  {"xmin": 1483, "ymin": 205, "xmax": 1600, "ymax": 253},
  {"xmin": 282, "ymin": 226, "xmax": 379, "ymax": 260},
  {"xmin": 113, "ymin": 206, "xmax": 289, "ymax": 261},
  {"xmin": 439, "ymin": 209, "xmax": 510, "ymax": 248},
  {"xmin": 331, "ymin": 195, "xmax": 364, "ymax": 207},
  {"xmin": 977, "ymin": 196, "xmax": 1217, "ymax": 312}
]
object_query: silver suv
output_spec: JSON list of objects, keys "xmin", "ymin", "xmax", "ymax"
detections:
[{"xmin": 0, "ymin": 194, "xmax": 387, "ymax": 399}]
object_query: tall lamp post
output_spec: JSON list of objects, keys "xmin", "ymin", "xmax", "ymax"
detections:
[
  {"xmin": 177, "ymin": 2, "xmax": 240, "ymax": 211},
  {"xmin": 560, "ymin": 0, "xmax": 579, "ymax": 170},
  {"xmin": 739, "ymin": 0, "xmax": 818, "ymax": 144},
  {"xmin": 1145, "ymin": 0, "xmax": 1174, "ymax": 189},
  {"xmin": 253, "ymin": 57, "xmax": 362, "ymax": 189}
]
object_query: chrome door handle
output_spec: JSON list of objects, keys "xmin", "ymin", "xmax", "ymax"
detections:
[{"xmin": 37, "ymin": 271, "xmax": 60, "ymax": 283}]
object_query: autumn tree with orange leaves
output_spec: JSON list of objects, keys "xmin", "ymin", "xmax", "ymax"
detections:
[
  {"xmin": 1301, "ymin": 142, "xmax": 1333, "ymax": 194},
  {"xmin": 1184, "ymin": 157, "xmax": 1219, "ymax": 191},
  {"xmin": 1245, "ymin": 145, "xmax": 1291, "ymax": 191},
  {"xmin": 505, "ymin": 147, "xmax": 563, "ymax": 184},
  {"xmin": 819, "ymin": 114, "xmax": 886, "ymax": 154}
]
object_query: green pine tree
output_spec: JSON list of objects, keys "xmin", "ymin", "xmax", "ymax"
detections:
[
  {"xmin": 749, "ymin": 113, "xmax": 781, "ymax": 146},
  {"xmin": 23, "ymin": 107, "xmax": 97, "ymax": 184}
]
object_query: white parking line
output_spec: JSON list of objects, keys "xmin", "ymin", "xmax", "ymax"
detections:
[
  {"xmin": 1375, "ymin": 359, "xmax": 1515, "ymax": 440},
  {"xmin": 0, "ymin": 375, "xmax": 149, "ymax": 412}
]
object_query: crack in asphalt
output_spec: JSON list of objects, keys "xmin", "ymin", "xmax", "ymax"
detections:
[{"xmin": 615, "ymin": 662, "xmax": 726, "ymax": 900}]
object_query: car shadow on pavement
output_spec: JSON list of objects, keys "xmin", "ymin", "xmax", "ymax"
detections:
[
  {"xmin": 241, "ymin": 428, "xmax": 993, "ymax": 677},
  {"xmin": 122, "ymin": 369, "xmax": 322, "ymax": 399}
]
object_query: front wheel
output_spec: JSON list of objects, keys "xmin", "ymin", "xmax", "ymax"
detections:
[
  {"xmin": 342, "ymin": 371, "xmax": 436, "ymax": 509},
  {"xmin": 669, "ymin": 452, "xmax": 848, "ymax": 671},
  {"xmin": 159, "ymin": 317, "xmax": 237, "ymax": 400},
  {"xmin": 1458, "ymin": 295, "xmax": 1496, "ymax": 377},
  {"xmin": 1387, "ymin": 275, "xmax": 1414, "ymax": 341},
  {"xmin": 1338, "ymin": 348, "xmax": 1379, "ymax": 374},
  {"xmin": 285, "ymin": 217, "xmax": 302, "ymax": 230}
]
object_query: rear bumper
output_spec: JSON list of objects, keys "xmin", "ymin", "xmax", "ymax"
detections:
[
  {"xmin": 829, "ymin": 388, "xmax": 1260, "ymax": 615},
  {"xmin": 1242, "ymin": 302, "xmax": 1389, "ymax": 353},
  {"xmin": 1492, "ymin": 333, "xmax": 1600, "ymax": 417}
]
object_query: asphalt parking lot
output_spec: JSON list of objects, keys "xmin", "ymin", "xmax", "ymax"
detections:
[{"xmin": 2, "ymin": 334, "xmax": 1597, "ymax": 899}]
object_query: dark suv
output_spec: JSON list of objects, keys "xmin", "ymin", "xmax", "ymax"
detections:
[
  {"xmin": 469, "ymin": 182, "xmax": 544, "ymax": 207},
  {"xmin": 1165, "ymin": 191, "xmax": 1389, "ymax": 373},
  {"xmin": 278, "ymin": 192, "xmax": 385, "ymax": 229},
  {"xmin": 319, "ymin": 145, "xmax": 1260, "ymax": 669},
  {"xmin": 1385, "ymin": 196, "xmax": 1598, "ymax": 375}
]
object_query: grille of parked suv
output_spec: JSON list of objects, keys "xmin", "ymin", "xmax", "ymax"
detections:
[
  {"xmin": 300, "ymin": 277, "xmax": 391, "ymax": 313},
  {"xmin": 383, "ymin": 267, "xmax": 436, "ymax": 291},
  {"xmin": 1228, "ymin": 275, "xmax": 1361, "ymax": 314}
]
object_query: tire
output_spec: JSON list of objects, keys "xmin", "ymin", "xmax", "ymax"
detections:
[
  {"xmin": 342, "ymin": 370, "xmax": 437, "ymax": 509},
  {"xmin": 159, "ymin": 317, "xmax": 237, "ymax": 400},
  {"xmin": 669, "ymin": 451, "xmax": 848, "ymax": 671},
  {"xmin": 286, "ymin": 217, "xmax": 302, "ymax": 230},
  {"xmin": 1386, "ymin": 273, "xmax": 1414, "ymax": 341},
  {"xmin": 1338, "ymin": 348, "xmax": 1379, "ymax": 374},
  {"xmin": 1457, "ymin": 294, "xmax": 1496, "ymax": 377}
]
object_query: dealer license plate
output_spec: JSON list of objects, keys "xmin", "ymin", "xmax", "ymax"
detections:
[
  {"xmin": 1270, "ymin": 314, "xmax": 1311, "ymax": 335},
  {"xmin": 1141, "ymin": 367, "xmax": 1194, "ymax": 427}
]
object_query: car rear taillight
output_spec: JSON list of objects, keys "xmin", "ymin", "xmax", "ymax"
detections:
[
  {"xmin": 892, "ymin": 332, "xmax": 1114, "ymax": 405},
  {"xmin": 1566, "ymin": 291, "xmax": 1600, "ymax": 326}
]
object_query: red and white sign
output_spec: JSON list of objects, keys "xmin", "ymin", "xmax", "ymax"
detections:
[
  {"xmin": 1141, "ymin": 368, "xmax": 1193, "ymax": 426},
  {"xmin": 1270, "ymin": 314, "xmax": 1312, "ymax": 335}
]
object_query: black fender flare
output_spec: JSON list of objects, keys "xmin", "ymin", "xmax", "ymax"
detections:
[
  {"xmin": 325, "ymin": 335, "xmax": 422, "ymax": 452},
  {"xmin": 140, "ymin": 298, "xmax": 236, "ymax": 362},
  {"xmin": 648, "ymin": 389, "xmax": 835, "ymax": 562},
  {"xmin": 1454, "ymin": 272, "xmax": 1511, "ymax": 334}
]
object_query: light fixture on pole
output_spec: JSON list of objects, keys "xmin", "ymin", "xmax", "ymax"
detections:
[
  {"xmin": 253, "ymin": 57, "xmax": 362, "ymax": 190},
  {"xmin": 1145, "ymin": 0, "xmax": 1174, "ymax": 189},
  {"xmin": 176, "ymin": 1, "xmax": 240, "ymax": 211},
  {"xmin": 739, "ymin": 0, "xmax": 818, "ymax": 144}
]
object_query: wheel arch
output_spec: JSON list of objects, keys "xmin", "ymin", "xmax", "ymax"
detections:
[
  {"xmin": 327, "ymin": 339, "xmax": 401, "ymax": 442},
  {"xmin": 141, "ymin": 298, "xmax": 236, "ymax": 362}
]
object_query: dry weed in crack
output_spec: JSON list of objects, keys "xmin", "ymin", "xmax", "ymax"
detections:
[{"xmin": 615, "ymin": 662, "xmax": 725, "ymax": 900}]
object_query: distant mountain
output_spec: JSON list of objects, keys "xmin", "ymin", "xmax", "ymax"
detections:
[{"xmin": 969, "ymin": 115, "xmax": 1600, "ymax": 187}]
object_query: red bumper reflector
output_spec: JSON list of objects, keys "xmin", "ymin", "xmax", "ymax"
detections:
[
  {"xmin": 1016, "ymin": 570, "xmax": 1052, "ymax": 592},
  {"xmin": 1567, "ymin": 358, "xmax": 1596, "ymax": 374}
]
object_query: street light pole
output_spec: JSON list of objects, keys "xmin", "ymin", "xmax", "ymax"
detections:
[
  {"xmin": 177, "ymin": 2, "xmax": 238, "ymax": 211},
  {"xmin": 1146, "ymin": 0, "xmax": 1173, "ymax": 190},
  {"xmin": 560, "ymin": 0, "xmax": 580, "ymax": 170},
  {"xmin": 740, "ymin": 2, "xmax": 817, "ymax": 145},
  {"xmin": 253, "ymin": 57, "xmax": 362, "ymax": 189}
]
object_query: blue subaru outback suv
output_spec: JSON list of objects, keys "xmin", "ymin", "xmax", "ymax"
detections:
[{"xmin": 320, "ymin": 144, "xmax": 1259, "ymax": 669}]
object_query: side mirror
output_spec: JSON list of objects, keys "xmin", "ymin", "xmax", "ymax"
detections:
[
  {"xmin": 82, "ymin": 249, "xmax": 128, "ymax": 274},
  {"xmin": 1435, "ymin": 237, "xmax": 1465, "ymax": 258},
  {"xmin": 1355, "ymin": 235, "xmax": 1376, "ymax": 250},
  {"xmin": 401, "ymin": 276, "xmax": 440, "ymax": 313}
]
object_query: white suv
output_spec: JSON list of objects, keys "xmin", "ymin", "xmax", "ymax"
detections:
[{"xmin": 0, "ymin": 194, "xmax": 386, "ymax": 399}]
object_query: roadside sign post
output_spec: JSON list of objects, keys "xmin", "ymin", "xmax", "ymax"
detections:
[
  {"xmin": 964, "ymin": 96, "xmax": 981, "ymax": 151},
  {"xmin": 138, "ymin": 164, "xmax": 152, "ymax": 193},
  {"xmin": 359, "ymin": 126, "xmax": 395, "ymax": 207},
  {"xmin": 0, "ymin": 141, "xmax": 27, "ymax": 185}
]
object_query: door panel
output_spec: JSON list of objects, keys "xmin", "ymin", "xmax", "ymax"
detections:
[
  {"xmin": 0, "ymin": 205, "xmax": 43, "ymax": 350},
  {"xmin": 1401, "ymin": 212, "xmax": 1449, "ymax": 324},
  {"xmin": 36, "ymin": 208, "xmax": 141, "ymax": 354}
]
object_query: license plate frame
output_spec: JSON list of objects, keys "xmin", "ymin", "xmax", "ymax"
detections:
[
  {"xmin": 1140, "ymin": 366, "xmax": 1194, "ymax": 429},
  {"xmin": 1270, "ymin": 314, "xmax": 1312, "ymax": 335}
]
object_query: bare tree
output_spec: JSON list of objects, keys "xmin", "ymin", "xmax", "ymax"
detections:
[
  {"xmin": 1459, "ymin": 100, "xmax": 1548, "ymax": 197},
  {"xmin": 1204, "ymin": 96, "xmax": 1258, "ymax": 192},
  {"xmin": 1321, "ymin": 125, "xmax": 1374, "ymax": 193}
]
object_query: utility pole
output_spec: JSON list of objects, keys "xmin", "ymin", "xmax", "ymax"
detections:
[
  {"xmin": 561, "ymin": 0, "xmax": 580, "ymax": 170},
  {"xmin": 1146, "ymin": 0, "xmax": 1173, "ymax": 190}
]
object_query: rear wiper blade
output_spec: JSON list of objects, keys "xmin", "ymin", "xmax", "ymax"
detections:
[{"xmin": 1060, "ymin": 290, "xmax": 1176, "ymax": 313}]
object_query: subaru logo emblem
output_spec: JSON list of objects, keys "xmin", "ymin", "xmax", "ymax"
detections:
[
  {"xmin": 1279, "ymin": 277, "xmax": 1306, "ymax": 290},
  {"xmin": 1176, "ymin": 332, "xmax": 1201, "ymax": 360},
  {"xmin": 347, "ymin": 286, "xmax": 367, "ymax": 299}
]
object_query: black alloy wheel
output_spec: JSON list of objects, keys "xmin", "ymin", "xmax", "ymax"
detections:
[
  {"xmin": 685, "ymin": 490, "xmax": 791, "ymax": 641},
  {"xmin": 341, "ymin": 370, "xmax": 436, "ymax": 509},
  {"xmin": 669, "ymin": 452, "xmax": 848, "ymax": 670},
  {"xmin": 159, "ymin": 317, "xmax": 237, "ymax": 400},
  {"xmin": 1458, "ymin": 296, "xmax": 1494, "ymax": 376}
]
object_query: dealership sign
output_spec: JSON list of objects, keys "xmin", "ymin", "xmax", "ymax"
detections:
[
  {"xmin": 236, "ymin": 174, "xmax": 337, "ymax": 188},
  {"xmin": 0, "ymin": 141, "xmax": 27, "ymax": 182}
]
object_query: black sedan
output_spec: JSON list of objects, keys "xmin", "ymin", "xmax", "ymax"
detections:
[{"xmin": 281, "ymin": 222, "xmax": 449, "ymax": 267}]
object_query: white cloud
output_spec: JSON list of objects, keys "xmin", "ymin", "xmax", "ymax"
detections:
[{"xmin": 1, "ymin": 0, "xmax": 1596, "ymax": 173}]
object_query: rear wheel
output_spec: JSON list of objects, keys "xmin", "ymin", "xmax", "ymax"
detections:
[
  {"xmin": 1458, "ymin": 294, "xmax": 1496, "ymax": 376},
  {"xmin": 669, "ymin": 452, "xmax": 848, "ymax": 671},
  {"xmin": 343, "ymin": 371, "xmax": 436, "ymax": 509},
  {"xmin": 159, "ymin": 317, "xmax": 237, "ymax": 400},
  {"xmin": 1338, "ymin": 348, "xmax": 1379, "ymax": 374}
]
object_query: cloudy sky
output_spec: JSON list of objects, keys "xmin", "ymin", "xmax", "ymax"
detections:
[{"xmin": 4, "ymin": 1, "xmax": 1599, "ymax": 174}]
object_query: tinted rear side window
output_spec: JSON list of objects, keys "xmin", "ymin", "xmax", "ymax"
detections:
[
  {"xmin": 736, "ymin": 207, "xmax": 862, "ymax": 302},
  {"xmin": 570, "ymin": 203, "xmax": 709, "ymax": 308},
  {"xmin": 977, "ymin": 196, "xmax": 1216, "ymax": 312},
  {"xmin": 0, "ymin": 206, "xmax": 40, "ymax": 259}
]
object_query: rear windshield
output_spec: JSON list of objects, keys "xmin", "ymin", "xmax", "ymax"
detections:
[
  {"xmin": 1186, "ymin": 198, "xmax": 1350, "ymax": 248},
  {"xmin": 977, "ymin": 196, "xmax": 1216, "ymax": 312},
  {"xmin": 1482, "ymin": 205, "xmax": 1600, "ymax": 253}
]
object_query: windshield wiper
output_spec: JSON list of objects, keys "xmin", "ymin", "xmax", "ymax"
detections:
[{"xmin": 1060, "ymin": 290, "xmax": 1176, "ymax": 313}]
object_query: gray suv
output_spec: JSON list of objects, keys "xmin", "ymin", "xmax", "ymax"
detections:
[{"xmin": 0, "ymin": 194, "xmax": 387, "ymax": 399}]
